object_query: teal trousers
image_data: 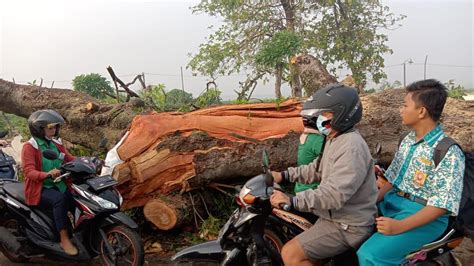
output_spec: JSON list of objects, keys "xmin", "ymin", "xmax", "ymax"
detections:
[{"xmin": 357, "ymin": 189, "xmax": 448, "ymax": 265}]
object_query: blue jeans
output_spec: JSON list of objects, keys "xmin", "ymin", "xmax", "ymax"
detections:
[
  {"xmin": 357, "ymin": 189, "xmax": 448, "ymax": 265},
  {"xmin": 39, "ymin": 187, "xmax": 74, "ymax": 232}
]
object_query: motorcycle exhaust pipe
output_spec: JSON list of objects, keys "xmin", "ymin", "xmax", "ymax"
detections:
[{"xmin": 0, "ymin": 227, "xmax": 20, "ymax": 254}]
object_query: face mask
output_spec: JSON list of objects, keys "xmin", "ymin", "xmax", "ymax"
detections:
[{"xmin": 316, "ymin": 115, "xmax": 332, "ymax": 136}]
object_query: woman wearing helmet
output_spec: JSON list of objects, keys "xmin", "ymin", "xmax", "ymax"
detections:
[
  {"xmin": 270, "ymin": 84, "xmax": 378, "ymax": 266},
  {"xmin": 21, "ymin": 110, "xmax": 78, "ymax": 255},
  {"xmin": 294, "ymin": 108, "xmax": 325, "ymax": 193}
]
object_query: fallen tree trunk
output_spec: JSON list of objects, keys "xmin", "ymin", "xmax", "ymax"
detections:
[
  {"xmin": 1, "ymin": 79, "xmax": 473, "ymax": 233},
  {"xmin": 0, "ymin": 79, "xmax": 142, "ymax": 150},
  {"xmin": 114, "ymin": 89, "xmax": 473, "ymax": 214}
]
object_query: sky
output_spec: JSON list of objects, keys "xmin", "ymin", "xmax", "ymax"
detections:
[{"xmin": 0, "ymin": 0, "xmax": 473, "ymax": 99}]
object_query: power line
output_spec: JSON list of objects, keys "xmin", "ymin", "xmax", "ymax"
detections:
[
  {"xmin": 385, "ymin": 63, "xmax": 474, "ymax": 68},
  {"xmin": 3, "ymin": 62, "xmax": 472, "ymax": 86},
  {"xmin": 144, "ymin": 72, "xmax": 247, "ymax": 78},
  {"xmin": 414, "ymin": 63, "xmax": 474, "ymax": 68}
]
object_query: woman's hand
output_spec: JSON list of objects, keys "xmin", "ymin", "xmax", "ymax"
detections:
[
  {"xmin": 270, "ymin": 190, "xmax": 290, "ymax": 209},
  {"xmin": 47, "ymin": 169, "xmax": 61, "ymax": 178}
]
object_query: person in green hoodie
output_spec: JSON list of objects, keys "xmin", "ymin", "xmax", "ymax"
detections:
[{"xmin": 294, "ymin": 107, "xmax": 325, "ymax": 193}]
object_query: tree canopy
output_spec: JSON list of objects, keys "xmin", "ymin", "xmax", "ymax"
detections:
[
  {"xmin": 189, "ymin": 0, "xmax": 404, "ymax": 97},
  {"xmin": 72, "ymin": 73, "xmax": 115, "ymax": 99}
]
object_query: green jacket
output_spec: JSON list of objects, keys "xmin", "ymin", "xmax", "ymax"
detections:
[{"xmin": 294, "ymin": 133, "xmax": 324, "ymax": 193}]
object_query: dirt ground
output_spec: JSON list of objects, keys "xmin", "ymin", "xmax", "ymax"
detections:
[
  {"xmin": 1, "ymin": 239, "xmax": 473, "ymax": 265},
  {"xmin": 0, "ymin": 254, "xmax": 172, "ymax": 266},
  {"xmin": 452, "ymin": 238, "xmax": 474, "ymax": 265}
]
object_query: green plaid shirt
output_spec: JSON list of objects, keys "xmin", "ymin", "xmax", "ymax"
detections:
[{"xmin": 385, "ymin": 124, "xmax": 465, "ymax": 215}]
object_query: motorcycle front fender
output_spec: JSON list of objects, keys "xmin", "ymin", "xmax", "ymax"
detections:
[
  {"xmin": 100, "ymin": 211, "xmax": 138, "ymax": 229},
  {"xmin": 171, "ymin": 240, "xmax": 225, "ymax": 262}
]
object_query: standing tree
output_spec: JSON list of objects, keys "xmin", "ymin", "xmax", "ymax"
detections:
[
  {"xmin": 312, "ymin": 0, "xmax": 406, "ymax": 89},
  {"xmin": 72, "ymin": 73, "xmax": 115, "ymax": 99},
  {"xmin": 255, "ymin": 30, "xmax": 301, "ymax": 99},
  {"xmin": 166, "ymin": 89, "xmax": 194, "ymax": 110},
  {"xmin": 189, "ymin": 0, "xmax": 404, "ymax": 98}
]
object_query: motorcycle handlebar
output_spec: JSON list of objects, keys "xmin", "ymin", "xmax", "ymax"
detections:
[{"xmin": 53, "ymin": 172, "xmax": 71, "ymax": 183}]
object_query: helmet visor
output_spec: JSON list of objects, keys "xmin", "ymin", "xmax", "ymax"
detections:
[
  {"xmin": 46, "ymin": 123, "xmax": 60, "ymax": 129},
  {"xmin": 300, "ymin": 108, "xmax": 332, "ymax": 118}
]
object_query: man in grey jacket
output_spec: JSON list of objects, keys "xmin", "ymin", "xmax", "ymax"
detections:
[{"xmin": 271, "ymin": 84, "xmax": 377, "ymax": 266}]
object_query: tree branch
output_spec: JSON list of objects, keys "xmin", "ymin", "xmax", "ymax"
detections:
[{"xmin": 106, "ymin": 66, "xmax": 141, "ymax": 101}]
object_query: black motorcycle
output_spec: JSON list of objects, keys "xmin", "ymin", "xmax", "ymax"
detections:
[
  {"xmin": 172, "ymin": 149, "xmax": 464, "ymax": 266},
  {"xmin": 0, "ymin": 149, "xmax": 144, "ymax": 265},
  {"xmin": 0, "ymin": 131, "xmax": 17, "ymax": 181}
]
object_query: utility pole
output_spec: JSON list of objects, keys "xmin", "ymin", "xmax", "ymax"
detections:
[
  {"xmin": 403, "ymin": 59, "xmax": 413, "ymax": 87},
  {"xmin": 403, "ymin": 62, "xmax": 406, "ymax": 87},
  {"xmin": 180, "ymin": 66, "xmax": 185, "ymax": 92},
  {"xmin": 424, "ymin": 55, "xmax": 428, "ymax": 80}
]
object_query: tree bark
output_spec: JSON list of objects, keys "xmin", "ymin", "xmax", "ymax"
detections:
[
  {"xmin": 293, "ymin": 54, "xmax": 338, "ymax": 96},
  {"xmin": 274, "ymin": 65, "xmax": 283, "ymax": 99},
  {"xmin": 281, "ymin": 0, "xmax": 302, "ymax": 97},
  {"xmin": 290, "ymin": 66, "xmax": 302, "ymax": 97}
]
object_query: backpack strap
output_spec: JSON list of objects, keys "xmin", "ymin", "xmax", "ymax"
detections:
[
  {"xmin": 398, "ymin": 131, "xmax": 410, "ymax": 147},
  {"xmin": 433, "ymin": 137, "xmax": 459, "ymax": 167}
]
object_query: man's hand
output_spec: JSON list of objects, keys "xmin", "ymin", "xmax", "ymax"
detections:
[
  {"xmin": 47, "ymin": 169, "xmax": 61, "ymax": 178},
  {"xmin": 376, "ymin": 217, "xmax": 404, "ymax": 235},
  {"xmin": 272, "ymin": 171, "xmax": 283, "ymax": 183},
  {"xmin": 270, "ymin": 190, "xmax": 290, "ymax": 209},
  {"xmin": 0, "ymin": 140, "xmax": 8, "ymax": 147}
]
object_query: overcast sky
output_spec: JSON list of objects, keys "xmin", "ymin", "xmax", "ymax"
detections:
[{"xmin": 0, "ymin": 0, "xmax": 472, "ymax": 99}]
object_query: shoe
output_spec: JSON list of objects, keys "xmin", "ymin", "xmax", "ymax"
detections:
[{"xmin": 60, "ymin": 242, "xmax": 78, "ymax": 256}]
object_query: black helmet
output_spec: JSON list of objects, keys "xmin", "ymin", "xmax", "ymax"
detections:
[
  {"xmin": 301, "ymin": 116, "xmax": 318, "ymax": 130},
  {"xmin": 300, "ymin": 83, "xmax": 362, "ymax": 132},
  {"xmin": 28, "ymin": 110, "xmax": 65, "ymax": 139}
]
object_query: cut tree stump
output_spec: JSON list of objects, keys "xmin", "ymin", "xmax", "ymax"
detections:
[
  {"xmin": 85, "ymin": 102, "xmax": 99, "ymax": 113},
  {"xmin": 143, "ymin": 195, "xmax": 192, "ymax": 230}
]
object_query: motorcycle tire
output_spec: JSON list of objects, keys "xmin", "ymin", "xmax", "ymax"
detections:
[
  {"xmin": 0, "ymin": 219, "xmax": 29, "ymax": 263},
  {"xmin": 99, "ymin": 225, "xmax": 144, "ymax": 266}
]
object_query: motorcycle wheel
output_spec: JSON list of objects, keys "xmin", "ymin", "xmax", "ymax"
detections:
[
  {"xmin": 0, "ymin": 219, "xmax": 29, "ymax": 263},
  {"xmin": 99, "ymin": 225, "xmax": 144, "ymax": 266},
  {"xmin": 263, "ymin": 228, "xmax": 284, "ymax": 254},
  {"xmin": 173, "ymin": 260, "xmax": 220, "ymax": 265}
]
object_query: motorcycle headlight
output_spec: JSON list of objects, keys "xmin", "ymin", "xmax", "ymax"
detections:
[
  {"xmin": 116, "ymin": 190, "xmax": 123, "ymax": 206},
  {"xmin": 90, "ymin": 194, "xmax": 118, "ymax": 209}
]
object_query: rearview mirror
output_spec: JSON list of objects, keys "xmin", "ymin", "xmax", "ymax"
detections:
[
  {"xmin": 99, "ymin": 138, "xmax": 108, "ymax": 149},
  {"xmin": 262, "ymin": 150, "xmax": 270, "ymax": 169},
  {"xmin": 374, "ymin": 143, "xmax": 382, "ymax": 157},
  {"xmin": 42, "ymin": 150, "xmax": 59, "ymax": 160}
]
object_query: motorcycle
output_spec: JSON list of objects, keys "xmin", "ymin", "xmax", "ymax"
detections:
[
  {"xmin": 0, "ymin": 131, "xmax": 17, "ymax": 181},
  {"xmin": 172, "ymin": 148, "xmax": 464, "ymax": 265},
  {"xmin": 0, "ymin": 145, "xmax": 144, "ymax": 265}
]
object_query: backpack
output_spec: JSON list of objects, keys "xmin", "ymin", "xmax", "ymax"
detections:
[
  {"xmin": 0, "ymin": 150, "xmax": 16, "ymax": 180},
  {"xmin": 398, "ymin": 132, "xmax": 474, "ymax": 239}
]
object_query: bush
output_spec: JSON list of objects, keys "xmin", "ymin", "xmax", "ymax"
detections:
[
  {"xmin": 195, "ymin": 88, "xmax": 222, "ymax": 108},
  {"xmin": 72, "ymin": 73, "xmax": 115, "ymax": 99},
  {"xmin": 445, "ymin": 80, "xmax": 467, "ymax": 100},
  {"xmin": 0, "ymin": 113, "xmax": 29, "ymax": 138}
]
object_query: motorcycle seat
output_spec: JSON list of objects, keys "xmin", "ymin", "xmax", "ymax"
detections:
[
  {"xmin": 3, "ymin": 181, "xmax": 56, "ymax": 223},
  {"xmin": 3, "ymin": 181, "xmax": 26, "ymax": 203}
]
